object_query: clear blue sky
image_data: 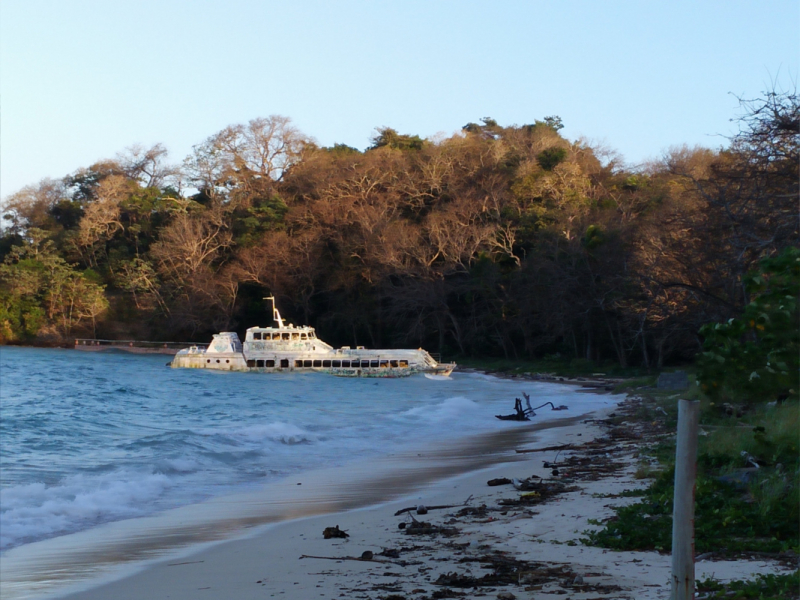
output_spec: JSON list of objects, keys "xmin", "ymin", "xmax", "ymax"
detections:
[{"xmin": 1, "ymin": 0, "xmax": 797, "ymax": 199}]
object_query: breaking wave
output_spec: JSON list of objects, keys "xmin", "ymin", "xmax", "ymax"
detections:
[
  {"xmin": 394, "ymin": 396, "xmax": 482, "ymax": 424},
  {"xmin": 0, "ymin": 470, "xmax": 173, "ymax": 551}
]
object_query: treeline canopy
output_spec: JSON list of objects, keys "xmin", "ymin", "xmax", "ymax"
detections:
[{"xmin": 1, "ymin": 92, "xmax": 797, "ymax": 369}]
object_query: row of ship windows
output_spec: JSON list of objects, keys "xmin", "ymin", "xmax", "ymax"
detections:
[
  {"xmin": 251, "ymin": 332, "xmax": 315, "ymax": 340},
  {"xmin": 245, "ymin": 359, "xmax": 409, "ymax": 368}
]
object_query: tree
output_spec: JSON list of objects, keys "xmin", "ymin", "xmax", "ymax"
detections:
[
  {"xmin": 370, "ymin": 127, "xmax": 425, "ymax": 151},
  {"xmin": 0, "ymin": 230, "xmax": 108, "ymax": 341},
  {"xmin": 74, "ymin": 175, "xmax": 132, "ymax": 267},
  {"xmin": 117, "ymin": 143, "xmax": 179, "ymax": 190},
  {"xmin": 2, "ymin": 178, "xmax": 71, "ymax": 233},
  {"xmin": 184, "ymin": 116, "xmax": 311, "ymax": 205},
  {"xmin": 149, "ymin": 208, "xmax": 235, "ymax": 335},
  {"xmin": 115, "ymin": 257, "xmax": 167, "ymax": 313}
]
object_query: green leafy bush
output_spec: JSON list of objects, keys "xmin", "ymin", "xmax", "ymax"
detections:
[
  {"xmin": 697, "ymin": 247, "xmax": 799, "ymax": 405},
  {"xmin": 584, "ymin": 465, "xmax": 799, "ymax": 554},
  {"xmin": 697, "ymin": 570, "xmax": 799, "ymax": 600}
]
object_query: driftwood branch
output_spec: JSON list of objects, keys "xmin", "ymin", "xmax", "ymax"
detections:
[
  {"xmin": 299, "ymin": 554, "xmax": 399, "ymax": 565},
  {"xmin": 394, "ymin": 503, "xmax": 457, "ymax": 516},
  {"xmin": 167, "ymin": 560, "xmax": 205, "ymax": 567},
  {"xmin": 393, "ymin": 495, "xmax": 474, "ymax": 516},
  {"xmin": 515, "ymin": 443, "xmax": 574, "ymax": 454}
]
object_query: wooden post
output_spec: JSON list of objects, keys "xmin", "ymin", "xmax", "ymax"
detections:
[{"xmin": 671, "ymin": 399, "xmax": 700, "ymax": 600}]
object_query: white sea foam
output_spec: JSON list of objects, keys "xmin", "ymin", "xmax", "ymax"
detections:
[
  {"xmin": 395, "ymin": 396, "xmax": 482, "ymax": 424},
  {"xmin": 227, "ymin": 421, "xmax": 317, "ymax": 445},
  {"xmin": 156, "ymin": 457, "xmax": 202, "ymax": 474},
  {"xmin": 0, "ymin": 471, "xmax": 173, "ymax": 550}
]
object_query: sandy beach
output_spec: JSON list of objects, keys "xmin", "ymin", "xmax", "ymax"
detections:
[{"xmin": 39, "ymin": 393, "xmax": 790, "ymax": 600}]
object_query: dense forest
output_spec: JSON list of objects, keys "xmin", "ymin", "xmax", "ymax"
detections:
[{"xmin": 1, "ymin": 90, "xmax": 797, "ymax": 369}]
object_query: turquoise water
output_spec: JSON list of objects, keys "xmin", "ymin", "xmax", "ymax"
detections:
[{"xmin": 0, "ymin": 346, "xmax": 611, "ymax": 555}]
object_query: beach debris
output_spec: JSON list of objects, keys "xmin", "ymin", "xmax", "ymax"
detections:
[
  {"xmin": 395, "ymin": 503, "xmax": 454, "ymax": 516},
  {"xmin": 394, "ymin": 495, "xmax": 473, "ymax": 516},
  {"xmin": 400, "ymin": 509, "xmax": 460, "ymax": 537},
  {"xmin": 511, "ymin": 476, "xmax": 542, "ymax": 491},
  {"xmin": 496, "ymin": 393, "xmax": 569, "ymax": 421},
  {"xmin": 487, "ymin": 477, "xmax": 513, "ymax": 486},
  {"xmin": 496, "ymin": 592, "xmax": 516, "ymax": 600},
  {"xmin": 530, "ymin": 441, "xmax": 628, "ymax": 482},
  {"xmin": 499, "ymin": 510, "xmax": 537, "ymax": 523},
  {"xmin": 495, "ymin": 397, "xmax": 529, "ymax": 421},
  {"xmin": 498, "ymin": 480, "xmax": 579, "ymax": 506},
  {"xmin": 524, "ymin": 400, "xmax": 569, "ymax": 417},
  {"xmin": 455, "ymin": 505, "xmax": 487, "ymax": 517},
  {"xmin": 524, "ymin": 392, "xmax": 568, "ymax": 413},
  {"xmin": 435, "ymin": 553, "xmax": 576, "ymax": 588},
  {"xmin": 514, "ymin": 443, "xmax": 574, "ymax": 454},
  {"xmin": 322, "ymin": 525, "xmax": 349, "ymax": 539},
  {"xmin": 434, "ymin": 572, "xmax": 484, "ymax": 587},
  {"xmin": 740, "ymin": 450, "xmax": 761, "ymax": 469},
  {"xmin": 378, "ymin": 545, "xmax": 429, "ymax": 559},
  {"xmin": 404, "ymin": 520, "xmax": 459, "ymax": 537},
  {"xmin": 360, "ymin": 550, "xmax": 374, "ymax": 560},
  {"xmin": 299, "ymin": 553, "xmax": 399, "ymax": 564}
]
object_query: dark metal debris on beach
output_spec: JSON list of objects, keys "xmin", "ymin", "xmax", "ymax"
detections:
[{"xmin": 322, "ymin": 525, "xmax": 349, "ymax": 539}]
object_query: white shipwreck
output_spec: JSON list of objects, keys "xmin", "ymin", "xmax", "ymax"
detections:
[{"xmin": 170, "ymin": 298, "xmax": 456, "ymax": 378}]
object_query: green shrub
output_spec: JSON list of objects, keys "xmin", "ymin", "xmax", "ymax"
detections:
[
  {"xmin": 697, "ymin": 570, "xmax": 799, "ymax": 600},
  {"xmin": 697, "ymin": 247, "xmax": 799, "ymax": 405},
  {"xmin": 700, "ymin": 402, "xmax": 799, "ymax": 471},
  {"xmin": 584, "ymin": 465, "xmax": 799, "ymax": 554}
]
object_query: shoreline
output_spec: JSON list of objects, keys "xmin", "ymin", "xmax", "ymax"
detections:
[
  {"xmin": 50, "ymin": 395, "xmax": 791, "ymax": 600},
  {"xmin": 1, "ymin": 413, "xmax": 596, "ymax": 600},
  {"xmin": 55, "ymin": 415, "xmax": 606, "ymax": 600},
  {"xmin": 56, "ymin": 396, "xmax": 795, "ymax": 600}
]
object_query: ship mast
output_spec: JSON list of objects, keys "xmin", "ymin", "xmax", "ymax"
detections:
[{"xmin": 264, "ymin": 296, "xmax": 285, "ymax": 328}]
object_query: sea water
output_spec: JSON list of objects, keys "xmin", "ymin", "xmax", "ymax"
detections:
[{"xmin": 0, "ymin": 346, "xmax": 616, "ymax": 596}]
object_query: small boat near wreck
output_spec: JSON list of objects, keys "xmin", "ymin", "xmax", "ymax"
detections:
[{"xmin": 171, "ymin": 298, "xmax": 456, "ymax": 378}]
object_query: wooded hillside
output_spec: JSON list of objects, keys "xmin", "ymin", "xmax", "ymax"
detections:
[{"xmin": 1, "ymin": 91, "xmax": 797, "ymax": 369}]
